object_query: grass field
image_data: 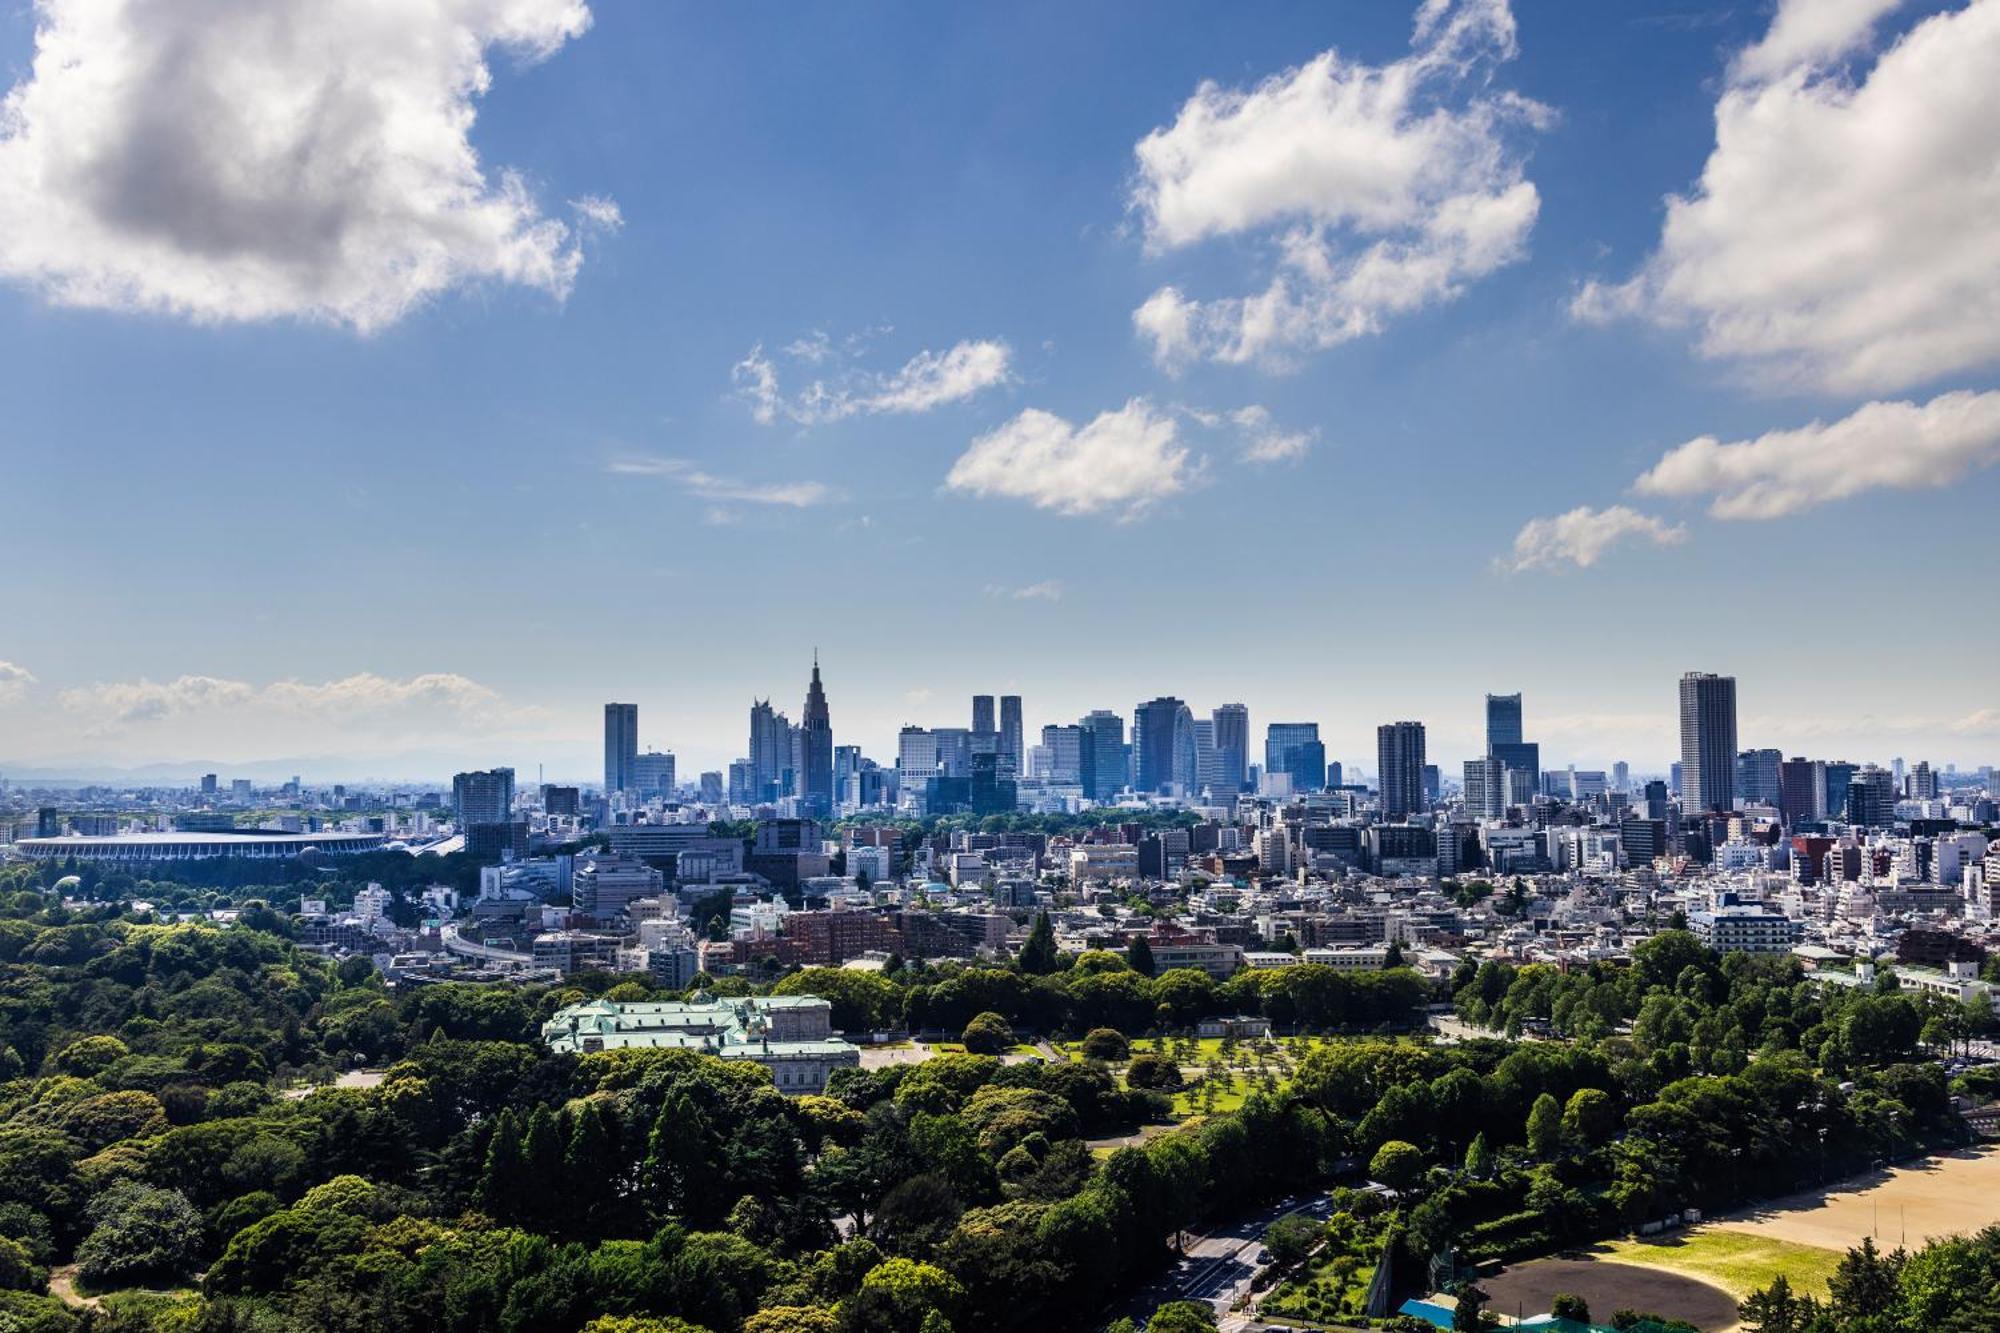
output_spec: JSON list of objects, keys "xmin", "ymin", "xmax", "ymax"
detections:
[{"xmin": 1596, "ymin": 1229, "xmax": 1842, "ymax": 1301}]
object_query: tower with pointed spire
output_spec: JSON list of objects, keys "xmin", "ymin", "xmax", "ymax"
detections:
[{"xmin": 799, "ymin": 652, "xmax": 834, "ymax": 818}]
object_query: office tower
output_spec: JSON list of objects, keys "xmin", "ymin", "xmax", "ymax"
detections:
[
  {"xmin": 727, "ymin": 759, "xmax": 755, "ymax": 804},
  {"xmin": 1376, "ymin": 721, "xmax": 1427, "ymax": 818},
  {"xmin": 1677, "ymin": 672, "xmax": 1738, "ymax": 812},
  {"xmin": 749, "ymin": 700, "xmax": 791, "ymax": 802},
  {"xmin": 1486, "ymin": 692, "xmax": 1539, "ymax": 794},
  {"xmin": 898, "ymin": 726, "xmax": 939, "ymax": 783},
  {"xmin": 1822, "ymin": 760, "xmax": 1858, "ymax": 820},
  {"xmin": 1212, "ymin": 703, "xmax": 1250, "ymax": 793},
  {"xmin": 452, "ymin": 768, "xmax": 516, "ymax": 827},
  {"xmin": 971, "ymin": 695, "xmax": 995, "ymax": 737},
  {"xmin": 542, "ymin": 784, "xmax": 580, "ymax": 817},
  {"xmin": 1778, "ymin": 757, "xmax": 1822, "ymax": 827},
  {"xmin": 1264, "ymin": 722, "xmax": 1321, "ymax": 792},
  {"xmin": 798, "ymin": 657, "xmax": 834, "ymax": 818},
  {"xmin": 1892, "ymin": 757, "xmax": 1906, "ymax": 788},
  {"xmin": 1612, "ymin": 761, "xmax": 1629, "ymax": 794},
  {"xmin": 1132, "ymin": 697, "xmax": 1196, "ymax": 795},
  {"xmin": 1423, "ymin": 764, "xmax": 1441, "ymax": 805},
  {"xmin": 1735, "ymin": 748, "xmax": 1782, "ymax": 806},
  {"xmin": 699, "ymin": 771, "xmax": 723, "ymax": 804},
  {"xmin": 999, "ymin": 694, "xmax": 1024, "ymax": 780},
  {"xmin": 1326, "ymin": 760, "xmax": 1344, "ymax": 790},
  {"xmin": 1669, "ymin": 761, "xmax": 1683, "ymax": 797},
  {"xmin": 1907, "ymin": 761, "xmax": 1938, "ymax": 801},
  {"xmin": 1081, "ymin": 710, "xmax": 1126, "ymax": 799},
  {"xmin": 1642, "ymin": 779, "xmax": 1669, "ymax": 821},
  {"xmin": 1038, "ymin": 724, "xmax": 1085, "ymax": 783},
  {"xmin": 633, "ymin": 750, "xmax": 675, "ymax": 796},
  {"xmin": 200, "ymin": 773, "xmax": 218, "ymax": 796},
  {"xmin": 834, "ymin": 745, "xmax": 861, "ymax": 809},
  {"xmin": 1849, "ymin": 766, "xmax": 1896, "ymax": 828},
  {"xmin": 604, "ymin": 703, "xmax": 638, "ymax": 796},
  {"xmin": 1464, "ymin": 756, "xmax": 1506, "ymax": 819}
]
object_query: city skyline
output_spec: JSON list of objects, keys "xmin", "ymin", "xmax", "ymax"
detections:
[
  {"xmin": 2, "ymin": 0, "xmax": 1997, "ymax": 779},
  {"xmin": 9, "ymin": 656, "xmax": 1988, "ymax": 795}
]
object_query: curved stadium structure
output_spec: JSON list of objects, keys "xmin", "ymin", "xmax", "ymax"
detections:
[{"xmin": 14, "ymin": 831, "xmax": 387, "ymax": 862}]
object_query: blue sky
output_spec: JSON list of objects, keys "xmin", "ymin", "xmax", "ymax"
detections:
[{"xmin": 1, "ymin": 0, "xmax": 1996, "ymax": 782}]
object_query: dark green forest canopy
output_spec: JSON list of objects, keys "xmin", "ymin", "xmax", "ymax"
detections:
[{"xmin": 0, "ymin": 859, "xmax": 1979, "ymax": 1333}]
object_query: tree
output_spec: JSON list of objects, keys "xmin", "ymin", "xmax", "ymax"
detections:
[
  {"xmin": 1263, "ymin": 1214, "xmax": 1321, "ymax": 1268},
  {"xmin": 1081, "ymin": 1028, "xmax": 1131, "ymax": 1062},
  {"xmin": 846, "ymin": 1257, "xmax": 965, "ymax": 1333},
  {"xmin": 1126, "ymin": 1053, "xmax": 1182, "ymax": 1091},
  {"xmin": 1560, "ymin": 1088, "xmax": 1616, "ymax": 1152},
  {"xmin": 1126, "ymin": 937, "xmax": 1156, "ymax": 977},
  {"xmin": 1738, "ymin": 1275, "xmax": 1819, "ymax": 1333},
  {"xmin": 73, "ymin": 1181, "xmax": 204, "ymax": 1288},
  {"xmin": 1453, "ymin": 1282, "xmax": 1489, "ymax": 1331},
  {"xmin": 1526, "ymin": 1092, "xmax": 1563, "ymax": 1161},
  {"xmin": 1827, "ymin": 1235, "xmax": 1900, "ymax": 1324},
  {"xmin": 1463, "ymin": 1133, "xmax": 1492, "ymax": 1179},
  {"xmin": 1145, "ymin": 1301, "xmax": 1217, "ymax": 1333},
  {"xmin": 1549, "ymin": 1293, "xmax": 1589, "ymax": 1323},
  {"xmin": 1018, "ymin": 913, "xmax": 1060, "ymax": 975},
  {"xmin": 960, "ymin": 1012, "xmax": 1015, "ymax": 1056},
  {"xmin": 1369, "ymin": 1140, "xmax": 1423, "ymax": 1193},
  {"xmin": 1383, "ymin": 940, "xmax": 1406, "ymax": 968}
]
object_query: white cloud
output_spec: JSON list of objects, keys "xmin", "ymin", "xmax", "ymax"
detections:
[
  {"xmin": 58, "ymin": 671, "xmax": 538, "ymax": 736},
  {"xmin": 605, "ymin": 455, "xmax": 837, "ymax": 507},
  {"xmin": 945, "ymin": 399, "xmax": 1194, "ymax": 519},
  {"xmin": 1730, "ymin": 0, "xmax": 1902, "ymax": 84},
  {"xmin": 0, "ymin": 661, "xmax": 37, "ymax": 703},
  {"xmin": 986, "ymin": 580, "xmax": 1064, "ymax": 602},
  {"xmin": 1504, "ymin": 505, "xmax": 1686, "ymax": 572},
  {"xmin": 0, "ymin": 0, "xmax": 607, "ymax": 333},
  {"xmin": 1572, "ymin": 0, "xmax": 2000, "ymax": 393},
  {"xmin": 1229, "ymin": 405, "xmax": 1316, "ymax": 463},
  {"xmin": 734, "ymin": 337, "xmax": 1012, "ymax": 425},
  {"xmin": 1633, "ymin": 390, "xmax": 2000, "ymax": 520},
  {"xmin": 1129, "ymin": 0, "xmax": 1547, "ymax": 370}
]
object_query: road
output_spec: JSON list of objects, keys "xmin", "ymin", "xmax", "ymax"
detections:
[
  {"xmin": 440, "ymin": 921, "xmax": 532, "ymax": 967},
  {"xmin": 1112, "ymin": 1192, "xmax": 1336, "ymax": 1331}
]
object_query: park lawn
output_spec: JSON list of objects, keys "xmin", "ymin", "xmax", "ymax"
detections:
[
  {"xmin": 1598, "ymin": 1227, "xmax": 1842, "ymax": 1300},
  {"xmin": 931, "ymin": 1041, "xmax": 1039, "ymax": 1057},
  {"xmin": 1171, "ymin": 1073, "xmax": 1253, "ymax": 1117}
]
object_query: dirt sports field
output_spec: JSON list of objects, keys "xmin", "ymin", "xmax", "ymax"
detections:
[
  {"xmin": 1709, "ymin": 1147, "xmax": 2000, "ymax": 1252},
  {"xmin": 1481, "ymin": 1255, "xmax": 1740, "ymax": 1331}
]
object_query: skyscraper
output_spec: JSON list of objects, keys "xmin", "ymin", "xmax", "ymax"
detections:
[
  {"xmin": 1778, "ymin": 756, "xmax": 1822, "ymax": 827},
  {"xmin": 604, "ymin": 703, "xmax": 638, "ymax": 796},
  {"xmin": 1376, "ymin": 721, "xmax": 1427, "ymax": 818},
  {"xmin": 749, "ymin": 700, "xmax": 790, "ymax": 803},
  {"xmin": 1265, "ymin": 722, "xmax": 1323, "ymax": 794},
  {"xmin": 1677, "ymin": 672, "xmax": 1738, "ymax": 812},
  {"xmin": 1132, "ymin": 697, "xmax": 1195, "ymax": 795},
  {"xmin": 1212, "ymin": 703, "xmax": 1250, "ymax": 793},
  {"xmin": 971, "ymin": 695, "xmax": 995, "ymax": 737},
  {"xmin": 999, "ymin": 695, "xmax": 1023, "ymax": 781},
  {"xmin": 1485, "ymin": 691, "xmax": 1539, "ymax": 796},
  {"xmin": 1848, "ymin": 765, "xmax": 1896, "ymax": 828},
  {"xmin": 798, "ymin": 656, "xmax": 834, "ymax": 818},
  {"xmin": 1735, "ymin": 748, "xmax": 1782, "ymax": 805},
  {"xmin": 1080, "ymin": 710, "xmax": 1126, "ymax": 800},
  {"xmin": 452, "ymin": 767, "xmax": 515, "ymax": 827},
  {"xmin": 1464, "ymin": 755, "xmax": 1506, "ymax": 819}
]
